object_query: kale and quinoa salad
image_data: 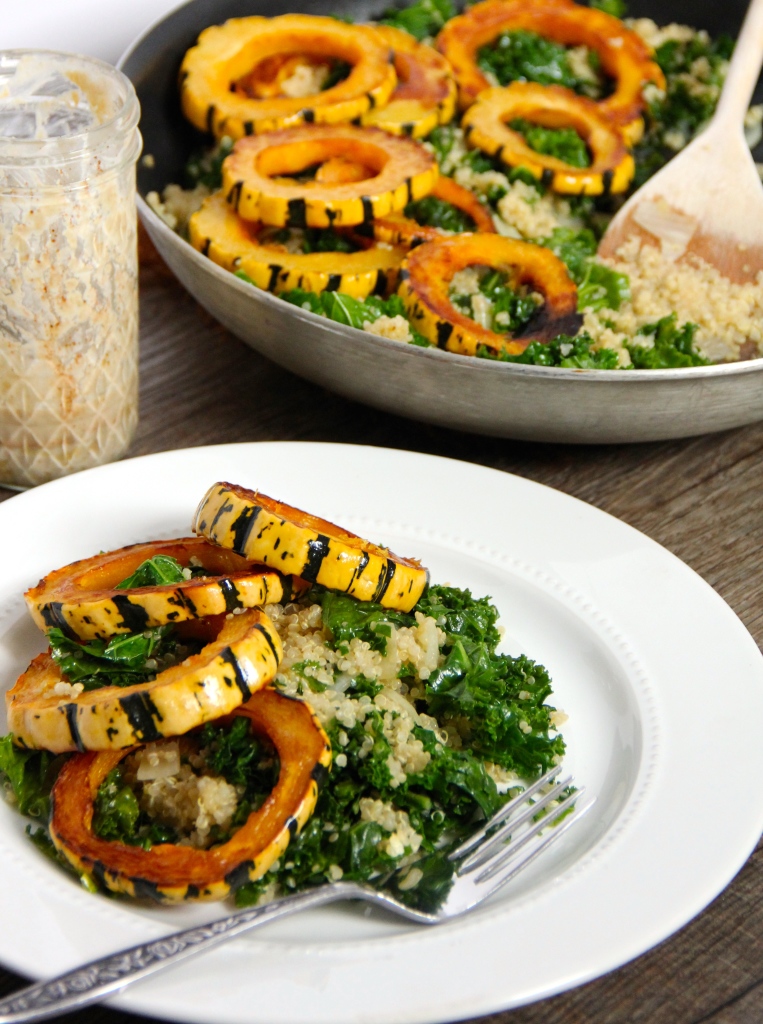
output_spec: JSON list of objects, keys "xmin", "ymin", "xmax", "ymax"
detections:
[
  {"xmin": 146, "ymin": 0, "xmax": 763, "ymax": 369},
  {"xmin": 0, "ymin": 484, "xmax": 571, "ymax": 909}
]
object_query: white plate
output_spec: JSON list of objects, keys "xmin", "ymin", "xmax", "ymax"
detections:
[{"xmin": 0, "ymin": 442, "xmax": 762, "ymax": 1024}]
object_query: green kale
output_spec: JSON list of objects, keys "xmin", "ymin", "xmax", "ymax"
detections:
[
  {"xmin": 278, "ymin": 288, "xmax": 431, "ymax": 346},
  {"xmin": 627, "ymin": 314, "xmax": 708, "ymax": 368},
  {"xmin": 92, "ymin": 768, "xmax": 177, "ymax": 849},
  {"xmin": 539, "ymin": 227, "xmax": 598, "ymax": 280},
  {"xmin": 300, "ymin": 228, "xmax": 359, "ymax": 254},
  {"xmin": 403, "ymin": 195, "xmax": 474, "ymax": 232},
  {"xmin": 318, "ymin": 589, "xmax": 414, "ymax": 654},
  {"xmin": 321, "ymin": 60, "xmax": 352, "ymax": 90},
  {"xmin": 47, "ymin": 625, "xmax": 179, "ymax": 691},
  {"xmin": 478, "ymin": 269, "xmax": 539, "ymax": 332},
  {"xmin": 379, "ymin": 0, "xmax": 455, "ymax": 41},
  {"xmin": 478, "ymin": 30, "xmax": 583, "ymax": 91},
  {"xmin": 0, "ymin": 735, "xmax": 62, "ymax": 817},
  {"xmin": 116, "ymin": 554, "xmax": 187, "ymax": 589},
  {"xmin": 487, "ymin": 332, "xmax": 619, "ymax": 368},
  {"xmin": 510, "ymin": 118, "xmax": 591, "ymax": 168},
  {"xmin": 200, "ymin": 715, "xmax": 278, "ymax": 807},
  {"xmin": 577, "ymin": 262, "xmax": 630, "ymax": 312},
  {"xmin": 427, "ymin": 124, "xmax": 459, "ymax": 166},
  {"xmin": 184, "ymin": 136, "xmax": 234, "ymax": 189}
]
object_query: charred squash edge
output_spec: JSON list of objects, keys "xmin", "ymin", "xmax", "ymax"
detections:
[
  {"xmin": 397, "ymin": 233, "xmax": 582, "ymax": 357},
  {"xmin": 25, "ymin": 537, "xmax": 297, "ymax": 642},
  {"xmin": 180, "ymin": 14, "xmax": 397, "ymax": 141},
  {"xmin": 6, "ymin": 609, "xmax": 283, "ymax": 753},
  {"xmin": 220, "ymin": 124, "xmax": 438, "ymax": 228},
  {"xmin": 190, "ymin": 192, "xmax": 405, "ymax": 298},
  {"xmin": 193, "ymin": 481, "xmax": 429, "ymax": 612},
  {"xmin": 461, "ymin": 83, "xmax": 635, "ymax": 196},
  {"xmin": 49, "ymin": 688, "xmax": 332, "ymax": 903}
]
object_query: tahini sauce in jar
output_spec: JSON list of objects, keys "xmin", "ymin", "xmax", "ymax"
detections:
[{"xmin": 0, "ymin": 51, "xmax": 141, "ymax": 488}]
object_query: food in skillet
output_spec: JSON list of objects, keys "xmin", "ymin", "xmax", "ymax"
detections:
[
  {"xmin": 0, "ymin": 483, "xmax": 570, "ymax": 910},
  {"xmin": 147, "ymin": 0, "xmax": 763, "ymax": 369}
]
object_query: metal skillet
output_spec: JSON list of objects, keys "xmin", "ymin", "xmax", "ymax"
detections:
[{"xmin": 120, "ymin": 0, "xmax": 763, "ymax": 444}]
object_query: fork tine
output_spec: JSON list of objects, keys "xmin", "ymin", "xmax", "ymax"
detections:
[
  {"xmin": 448, "ymin": 765, "xmax": 562, "ymax": 861},
  {"xmin": 476, "ymin": 789, "xmax": 582, "ymax": 882},
  {"xmin": 458, "ymin": 776, "xmax": 573, "ymax": 873},
  {"xmin": 471, "ymin": 799, "xmax": 592, "ymax": 903}
]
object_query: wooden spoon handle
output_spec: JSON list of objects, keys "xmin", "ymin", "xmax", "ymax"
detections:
[{"xmin": 713, "ymin": 0, "xmax": 763, "ymax": 128}]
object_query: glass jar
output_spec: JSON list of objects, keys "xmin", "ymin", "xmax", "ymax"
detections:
[{"xmin": 0, "ymin": 50, "xmax": 141, "ymax": 489}]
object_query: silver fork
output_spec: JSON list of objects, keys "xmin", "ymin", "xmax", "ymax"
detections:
[{"xmin": 0, "ymin": 767, "xmax": 589, "ymax": 1024}]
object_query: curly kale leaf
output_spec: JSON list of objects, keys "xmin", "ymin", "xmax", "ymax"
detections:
[
  {"xmin": 278, "ymin": 288, "xmax": 431, "ymax": 346},
  {"xmin": 404, "ymin": 195, "xmax": 474, "ymax": 232},
  {"xmin": 116, "ymin": 554, "xmax": 187, "ymax": 589},
  {"xmin": 577, "ymin": 262, "xmax": 631, "ymax": 312},
  {"xmin": 481, "ymin": 332, "xmax": 619, "ymax": 368},
  {"xmin": 47, "ymin": 625, "xmax": 177, "ymax": 691},
  {"xmin": 0, "ymin": 735, "xmax": 63, "ymax": 818},
  {"xmin": 510, "ymin": 118, "xmax": 591, "ymax": 168},
  {"xmin": 379, "ymin": 0, "xmax": 455, "ymax": 40},
  {"xmin": 478, "ymin": 30, "xmax": 584, "ymax": 91},
  {"xmin": 627, "ymin": 314, "xmax": 708, "ymax": 368},
  {"xmin": 184, "ymin": 137, "xmax": 234, "ymax": 189},
  {"xmin": 93, "ymin": 768, "xmax": 177, "ymax": 849}
]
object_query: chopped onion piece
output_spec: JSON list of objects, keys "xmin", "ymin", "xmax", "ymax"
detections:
[
  {"xmin": 135, "ymin": 741, "xmax": 181, "ymax": 781},
  {"xmin": 632, "ymin": 199, "xmax": 697, "ymax": 262}
]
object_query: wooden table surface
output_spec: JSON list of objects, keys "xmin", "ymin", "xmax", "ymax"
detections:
[{"xmin": 1, "ymin": 234, "xmax": 762, "ymax": 1024}]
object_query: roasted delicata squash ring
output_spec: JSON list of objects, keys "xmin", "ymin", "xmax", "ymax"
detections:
[
  {"xmin": 49, "ymin": 688, "xmax": 332, "ymax": 902},
  {"xmin": 372, "ymin": 175, "xmax": 496, "ymax": 247},
  {"xmin": 194, "ymin": 481, "xmax": 429, "ymax": 612},
  {"xmin": 361, "ymin": 25, "xmax": 457, "ymax": 139},
  {"xmin": 179, "ymin": 14, "xmax": 397, "ymax": 140},
  {"xmin": 25, "ymin": 537, "xmax": 297, "ymax": 643},
  {"xmin": 398, "ymin": 233, "xmax": 582, "ymax": 357},
  {"xmin": 6, "ymin": 609, "xmax": 282, "ymax": 753},
  {"xmin": 461, "ymin": 84, "xmax": 635, "ymax": 195},
  {"xmin": 189, "ymin": 192, "xmax": 405, "ymax": 298},
  {"xmin": 221, "ymin": 124, "xmax": 438, "ymax": 228},
  {"xmin": 437, "ymin": 0, "xmax": 665, "ymax": 141}
]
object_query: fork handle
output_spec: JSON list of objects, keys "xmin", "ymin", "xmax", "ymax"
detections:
[
  {"xmin": 0, "ymin": 883, "xmax": 365, "ymax": 1024},
  {"xmin": 712, "ymin": 0, "xmax": 763, "ymax": 128}
]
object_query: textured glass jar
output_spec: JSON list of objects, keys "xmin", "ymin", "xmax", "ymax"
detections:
[{"xmin": 0, "ymin": 50, "xmax": 141, "ymax": 489}]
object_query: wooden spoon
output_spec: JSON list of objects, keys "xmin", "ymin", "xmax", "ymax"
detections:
[{"xmin": 597, "ymin": 0, "xmax": 763, "ymax": 284}]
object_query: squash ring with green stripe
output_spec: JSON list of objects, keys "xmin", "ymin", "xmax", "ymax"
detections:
[
  {"xmin": 48, "ymin": 687, "xmax": 332, "ymax": 903},
  {"xmin": 398, "ymin": 233, "xmax": 582, "ymax": 357},
  {"xmin": 373, "ymin": 175, "xmax": 496, "ymax": 247},
  {"xmin": 461, "ymin": 83, "xmax": 635, "ymax": 196},
  {"xmin": 25, "ymin": 537, "xmax": 297, "ymax": 643},
  {"xmin": 194, "ymin": 481, "xmax": 429, "ymax": 612},
  {"xmin": 221, "ymin": 124, "xmax": 438, "ymax": 228},
  {"xmin": 436, "ymin": 0, "xmax": 665, "ymax": 142},
  {"xmin": 179, "ymin": 14, "xmax": 397, "ymax": 140},
  {"xmin": 361, "ymin": 25, "xmax": 457, "ymax": 139},
  {"xmin": 6, "ymin": 608, "xmax": 282, "ymax": 753},
  {"xmin": 189, "ymin": 192, "xmax": 405, "ymax": 298}
]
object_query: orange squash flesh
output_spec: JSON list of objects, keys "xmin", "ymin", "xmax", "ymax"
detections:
[
  {"xmin": 179, "ymin": 14, "xmax": 397, "ymax": 140},
  {"xmin": 398, "ymin": 233, "xmax": 582, "ymax": 357},
  {"xmin": 221, "ymin": 124, "xmax": 438, "ymax": 228},
  {"xmin": 437, "ymin": 0, "xmax": 664, "ymax": 140},
  {"xmin": 49, "ymin": 689, "xmax": 333, "ymax": 902},
  {"xmin": 25, "ymin": 537, "xmax": 297, "ymax": 642}
]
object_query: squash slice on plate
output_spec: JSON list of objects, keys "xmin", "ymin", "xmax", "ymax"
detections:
[
  {"xmin": 437, "ymin": 0, "xmax": 664, "ymax": 141},
  {"xmin": 7, "ymin": 609, "xmax": 282, "ymax": 753},
  {"xmin": 49, "ymin": 688, "xmax": 332, "ymax": 902},
  {"xmin": 194, "ymin": 482, "xmax": 429, "ymax": 612},
  {"xmin": 25, "ymin": 537, "xmax": 295, "ymax": 643},
  {"xmin": 221, "ymin": 124, "xmax": 438, "ymax": 228},
  {"xmin": 462, "ymin": 84, "xmax": 635, "ymax": 195},
  {"xmin": 180, "ymin": 14, "xmax": 397, "ymax": 140},
  {"xmin": 398, "ymin": 233, "xmax": 582, "ymax": 357},
  {"xmin": 189, "ymin": 192, "xmax": 405, "ymax": 298}
]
